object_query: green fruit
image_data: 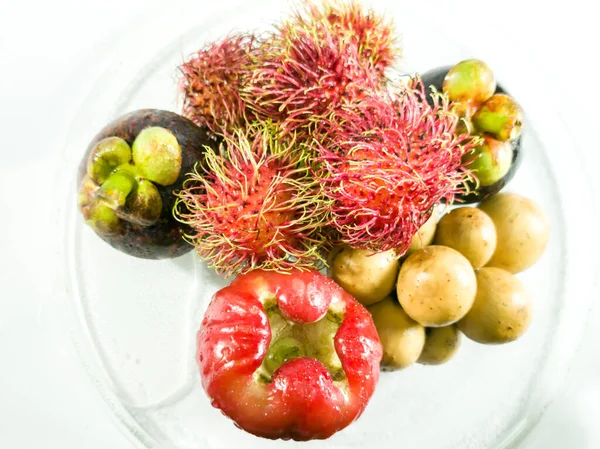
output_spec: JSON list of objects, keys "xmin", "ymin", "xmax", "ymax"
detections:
[
  {"xmin": 86, "ymin": 137, "xmax": 132, "ymax": 184},
  {"xmin": 83, "ymin": 199, "xmax": 122, "ymax": 235},
  {"xmin": 465, "ymin": 137, "xmax": 513, "ymax": 187},
  {"xmin": 443, "ymin": 59, "xmax": 496, "ymax": 108},
  {"xmin": 132, "ymin": 127, "xmax": 182, "ymax": 186},
  {"xmin": 120, "ymin": 179, "xmax": 163, "ymax": 226},
  {"xmin": 472, "ymin": 94, "xmax": 524, "ymax": 141},
  {"xmin": 95, "ymin": 168, "xmax": 137, "ymax": 208}
]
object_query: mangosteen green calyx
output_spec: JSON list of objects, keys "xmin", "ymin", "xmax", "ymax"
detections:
[
  {"xmin": 465, "ymin": 136, "xmax": 513, "ymax": 187},
  {"xmin": 77, "ymin": 109, "xmax": 216, "ymax": 259},
  {"xmin": 442, "ymin": 59, "xmax": 496, "ymax": 110},
  {"xmin": 420, "ymin": 61, "xmax": 524, "ymax": 203},
  {"xmin": 472, "ymin": 94, "xmax": 524, "ymax": 142}
]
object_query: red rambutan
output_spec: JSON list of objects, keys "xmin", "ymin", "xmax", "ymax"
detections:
[
  {"xmin": 174, "ymin": 123, "xmax": 331, "ymax": 277},
  {"xmin": 242, "ymin": 5, "xmax": 386, "ymax": 135},
  {"xmin": 179, "ymin": 34, "xmax": 255, "ymax": 134},
  {"xmin": 314, "ymin": 77, "xmax": 478, "ymax": 255},
  {"xmin": 299, "ymin": 0, "xmax": 399, "ymax": 74}
]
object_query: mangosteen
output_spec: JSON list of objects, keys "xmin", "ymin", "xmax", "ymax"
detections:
[
  {"xmin": 421, "ymin": 64, "xmax": 523, "ymax": 204},
  {"xmin": 77, "ymin": 109, "xmax": 218, "ymax": 259}
]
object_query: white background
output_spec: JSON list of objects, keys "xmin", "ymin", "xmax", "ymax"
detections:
[{"xmin": 0, "ymin": 0, "xmax": 598, "ymax": 448}]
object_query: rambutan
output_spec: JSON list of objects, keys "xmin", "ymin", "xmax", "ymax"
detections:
[
  {"xmin": 297, "ymin": 0, "xmax": 399, "ymax": 74},
  {"xmin": 242, "ymin": 7, "xmax": 384, "ymax": 135},
  {"xmin": 179, "ymin": 34, "xmax": 255, "ymax": 134},
  {"xmin": 174, "ymin": 123, "xmax": 331, "ymax": 277},
  {"xmin": 314, "ymin": 78, "xmax": 478, "ymax": 255}
]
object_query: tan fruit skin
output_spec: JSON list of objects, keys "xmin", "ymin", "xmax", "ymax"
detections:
[
  {"xmin": 331, "ymin": 247, "xmax": 399, "ymax": 306},
  {"xmin": 418, "ymin": 325, "xmax": 461, "ymax": 365},
  {"xmin": 368, "ymin": 297, "xmax": 426, "ymax": 370},
  {"xmin": 406, "ymin": 210, "xmax": 437, "ymax": 255},
  {"xmin": 479, "ymin": 193, "xmax": 550, "ymax": 274},
  {"xmin": 434, "ymin": 207, "xmax": 497, "ymax": 269},
  {"xmin": 397, "ymin": 246, "xmax": 477, "ymax": 327},
  {"xmin": 458, "ymin": 267, "xmax": 532, "ymax": 344}
]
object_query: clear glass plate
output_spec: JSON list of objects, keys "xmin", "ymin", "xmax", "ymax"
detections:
[{"xmin": 56, "ymin": 1, "xmax": 596, "ymax": 448}]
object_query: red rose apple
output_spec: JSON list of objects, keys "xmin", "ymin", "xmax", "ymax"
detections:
[{"xmin": 197, "ymin": 268, "xmax": 383, "ymax": 440}]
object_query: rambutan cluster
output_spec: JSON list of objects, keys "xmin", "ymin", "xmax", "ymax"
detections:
[
  {"xmin": 174, "ymin": 124, "xmax": 331, "ymax": 276},
  {"xmin": 179, "ymin": 1, "xmax": 399, "ymax": 137},
  {"xmin": 176, "ymin": 1, "xmax": 477, "ymax": 275},
  {"xmin": 313, "ymin": 78, "xmax": 478, "ymax": 255}
]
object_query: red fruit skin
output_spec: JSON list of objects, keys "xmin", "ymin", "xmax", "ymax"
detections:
[
  {"xmin": 271, "ymin": 273, "xmax": 331, "ymax": 323},
  {"xmin": 314, "ymin": 79, "xmax": 477, "ymax": 254},
  {"xmin": 197, "ymin": 269, "xmax": 382, "ymax": 441}
]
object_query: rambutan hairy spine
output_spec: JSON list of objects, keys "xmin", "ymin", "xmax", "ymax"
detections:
[
  {"xmin": 314, "ymin": 77, "xmax": 479, "ymax": 255},
  {"xmin": 296, "ymin": 0, "xmax": 400, "ymax": 74},
  {"xmin": 242, "ymin": 11, "xmax": 383, "ymax": 136},
  {"xmin": 174, "ymin": 122, "xmax": 332, "ymax": 277},
  {"xmin": 179, "ymin": 33, "xmax": 256, "ymax": 134}
]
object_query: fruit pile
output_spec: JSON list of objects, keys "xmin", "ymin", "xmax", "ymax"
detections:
[
  {"xmin": 331, "ymin": 192, "xmax": 549, "ymax": 370},
  {"xmin": 174, "ymin": 1, "xmax": 482, "ymax": 270},
  {"xmin": 75, "ymin": 0, "xmax": 550, "ymax": 443}
]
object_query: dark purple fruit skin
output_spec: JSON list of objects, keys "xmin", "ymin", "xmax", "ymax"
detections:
[
  {"xmin": 77, "ymin": 109, "xmax": 218, "ymax": 259},
  {"xmin": 421, "ymin": 66, "xmax": 522, "ymax": 204}
]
